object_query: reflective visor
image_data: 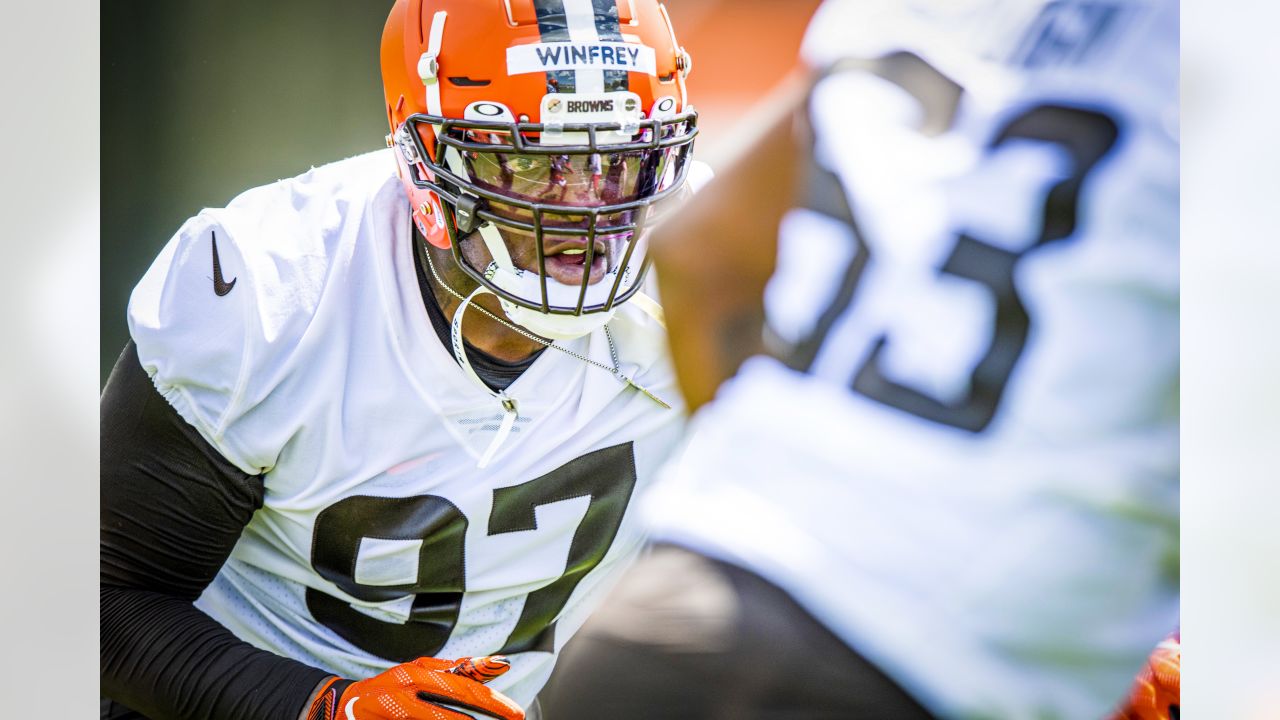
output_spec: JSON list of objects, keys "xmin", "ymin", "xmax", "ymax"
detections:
[
  {"xmin": 404, "ymin": 112, "xmax": 695, "ymax": 228},
  {"xmin": 454, "ymin": 123, "xmax": 682, "ymax": 216},
  {"xmin": 466, "ymin": 149, "xmax": 648, "ymax": 207},
  {"xmin": 461, "ymin": 144, "xmax": 681, "ymax": 246}
]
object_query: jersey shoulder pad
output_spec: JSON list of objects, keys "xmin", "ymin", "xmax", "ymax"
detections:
[
  {"xmin": 125, "ymin": 169, "xmax": 385, "ymax": 472},
  {"xmin": 127, "ymin": 208, "xmax": 311, "ymax": 473},
  {"xmin": 127, "ymin": 150, "xmax": 411, "ymax": 471}
]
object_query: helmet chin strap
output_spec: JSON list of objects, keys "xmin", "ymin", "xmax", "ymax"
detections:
[
  {"xmin": 422, "ymin": 242, "xmax": 671, "ymax": 468},
  {"xmin": 459, "ymin": 218, "xmax": 616, "ymax": 340},
  {"xmin": 470, "ymin": 219, "xmax": 617, "ymax": 340},
  {"xmin": 499, "ymin": 300, "xmax": 615, "ymax": 340},
  {"xmin": 475, "ymin": 216, "xmax": 518, "ymax": 278},
  {"xmin": 443, "ymin": 144, "xmax": 520, "ymax": 274},
  {"xmin": 449, "ymin": 285, "xmax": 521, "ymax": 469}
]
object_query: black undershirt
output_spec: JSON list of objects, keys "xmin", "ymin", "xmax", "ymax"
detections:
[
  {"xmin": 101, "ymin": 236, "xmax": 540, "ymax": 719},
  {"xmin": 100, "ymin": 343, "xmax": 330, "ymax": 720},
  {"xmin": 411, "ymin": 228, "xmax": 545, "ymax": 391}
]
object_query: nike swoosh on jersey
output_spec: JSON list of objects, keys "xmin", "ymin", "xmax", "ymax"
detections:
[
  {"xmin": 211, "ymin": 230, "xmax": 238, "ymax": 296},
  {"xmin": 344, "ymin": 696, "xmax": 359, "ymax": 720}
]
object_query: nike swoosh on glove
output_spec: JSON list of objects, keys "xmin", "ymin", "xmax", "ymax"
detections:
[{"xmin": 305, "ymin": 655, "xmax": 525, "ymax": 720}]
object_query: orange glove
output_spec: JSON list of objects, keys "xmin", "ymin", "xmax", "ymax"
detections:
[
  {"xmin": 305, "ymin": 655, "xmax": 525, "ymax": 720},
  {"xmin": 1111, "ymin": 631, "xmax": 1180, "ymax": 720}
]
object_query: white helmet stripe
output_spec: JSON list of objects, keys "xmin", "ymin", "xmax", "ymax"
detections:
[
  {"xmin": 424, "ymin": 11, "xmax": 448, "ymax": 116},
  {"xmin": 563, "ymin": 0, "xmax": 605, "ymax": 93}
]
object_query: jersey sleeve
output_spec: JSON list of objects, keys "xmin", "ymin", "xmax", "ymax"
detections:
[
  {"xmin": 101, "ymin": 342, "xmax": 332, "ymax": 719},
  {"xmin": 128, "ymin": 212, "xmax": 263, "ymax": 474},
  {"xmin": 127, "ymin": 186, "xmax": 334, "ymax": 477}
]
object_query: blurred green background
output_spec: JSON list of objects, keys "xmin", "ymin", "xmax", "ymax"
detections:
[
  {"xmin": 100, "ymin": 0, "xmax": 819, "ymax": 384},
  {"xmin": 102, "ymin": 1, "xmax": 393, "ymax": 384}
]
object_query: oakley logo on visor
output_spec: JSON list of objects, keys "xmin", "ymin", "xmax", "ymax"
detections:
[{"xmin": 507, "ymin": 42, "xmax": 657, "ymax": 76}]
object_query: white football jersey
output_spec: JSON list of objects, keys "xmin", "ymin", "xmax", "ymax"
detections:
[
  {"xmin": 645, "ymin": 1, "xmax": 1177, "ymax": 718},
  {"xmin": 128, "ymin": 148, "xmax": 685, "ymax": 707}
]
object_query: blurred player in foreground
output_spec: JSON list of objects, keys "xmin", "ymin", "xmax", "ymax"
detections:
[
  {"xmin": 540, "ymin": 0, "xmax": 1179, "ymax": 717},
  {"xmin": 100, "ymin": 1, "xmax": 707, "ymax": 718}
]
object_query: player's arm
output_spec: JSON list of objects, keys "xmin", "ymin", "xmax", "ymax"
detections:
[
  {"xmin": 101, "ymin": 341, "xmax": 332, "ymax": 719},
  {"xmin": 649, "ymin": 72, "xmax": 812, "ymax": 412},
  {"xmin": 102, "ymin": 343, "xmax": 526, "ymax": 720}
]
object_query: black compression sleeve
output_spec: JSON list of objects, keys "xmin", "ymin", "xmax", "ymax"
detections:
[{"xmin": 101, "ymin": 342, "xmax": 332, "ymax": 720}]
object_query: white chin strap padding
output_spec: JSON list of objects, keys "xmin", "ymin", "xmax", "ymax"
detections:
[
  {"xmin": 500, "ymin": 300, "xmax": 616, "ymax": 340},
  {"xmin": 477, "ymin": 222, "xmax": 517, "ymax": 277}
]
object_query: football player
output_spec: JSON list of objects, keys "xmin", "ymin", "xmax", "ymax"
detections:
[
  {"xmin": 100, "ymin": 1, "xmax": 705, "ymax": 718},
  {"xmin": 539, "ymin": 0, "xmax": 1179, "ymax": 718}
]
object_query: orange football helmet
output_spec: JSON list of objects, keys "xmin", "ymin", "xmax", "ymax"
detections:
[
  {"xmin": 381, "ymin": 0, "xmax": 698, "ymax": 338},
  {"xmin": 1112, "ymin": 630, "xmax": 1180, "ymax": 720}
]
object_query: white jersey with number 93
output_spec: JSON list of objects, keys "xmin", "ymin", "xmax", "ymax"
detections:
[{"xmin": 645, "ymin": 1, "xmax": 1178, "ymax": 718}]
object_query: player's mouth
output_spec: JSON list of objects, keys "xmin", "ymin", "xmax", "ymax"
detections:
[{"xmin": 541, "ymin": 237, "xmax": 612, "ymax": 286}]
